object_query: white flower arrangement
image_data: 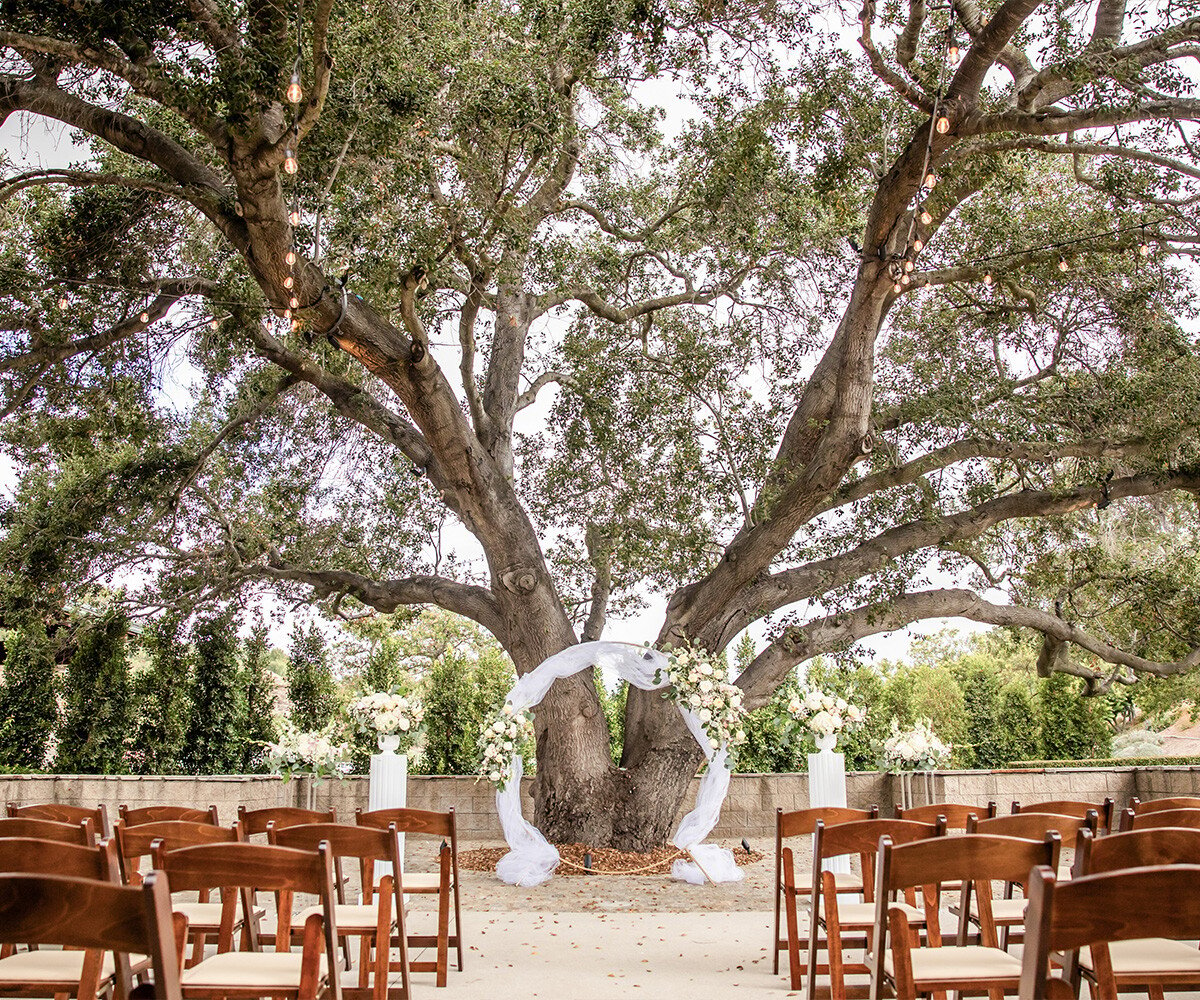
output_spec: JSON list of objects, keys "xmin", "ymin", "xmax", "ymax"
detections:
[
  {"xmin": 348, "ymin": 690, "xmax": 424, "ymax": 752},
  {"xmin": 265, "ymin": 720, "xmax": 351, "ymax": 781},
  {"xmin": 657, "ymin": 646, "xmax": 747, "ymax": 758},
  {"xmin": 478, "ymin": 704, "xmax": 535, "ymax": 789},
  {"xmin": 786, "ymin": 688, "xmax": 867, "ymax": 739},
  {"xmin": 881, "ymin": 717, "xmax": 952, "ymax": 772}
]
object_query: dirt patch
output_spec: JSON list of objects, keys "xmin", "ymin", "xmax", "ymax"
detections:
[{"xmin": 459, "ymin": 841, "xmax": 765, "ymax": 877}]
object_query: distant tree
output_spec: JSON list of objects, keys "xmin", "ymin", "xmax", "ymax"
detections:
[
  {"xmin": 1038, "ymin": 674, "xmax": 1112, "ymax": 761},
  {"xmin": 56, "ymin": 612, "xmax": 131, "ymax": 774},
  {"xmin": 287, "ymin": 623, "xmax": 336, "ymax": 731},
  {"xmin": 0, "ymin": 624, "xmax": 58, "ymax": 769},
  {"xmin": 130, "ymin": 616, "xmax": 189, "ymax": 774},
  {"xmin": 994, "ymin": 681, "xmax": 1040, "ymax": 766},
  {"xmin": 182, "ymin": 612, "xmax": 243, "ymax": 773},
  {"xmin": 238, "ymin": 623, "xmax": 278, "ymax": 772},
  {"xmin": 956, "ymin": 665, "xmax": 1003, "ymax": 769}
]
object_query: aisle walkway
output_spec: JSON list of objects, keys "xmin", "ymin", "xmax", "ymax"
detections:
[{"xmin": 431, "ymin": 910, "xmax": 793, "ymax": 998}]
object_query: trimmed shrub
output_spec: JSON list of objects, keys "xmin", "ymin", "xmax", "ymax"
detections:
[
  {"xmin": 56, "ymin": 612, "xmax": 131, "ymax": 774},
  {"xmin": 0, "ymin": 624, "xmax": 59, "ymax": 769}
]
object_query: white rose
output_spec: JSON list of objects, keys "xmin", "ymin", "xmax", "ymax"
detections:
[
  {"xmin": 489, "ymin": 771, "xmax": 501, "ymax": 782},
  {"xmin": 699, "ymin": 679, "xmax": 713, "ymax": 693}
]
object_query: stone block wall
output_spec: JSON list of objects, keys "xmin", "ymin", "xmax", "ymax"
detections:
[{"xmin": 3, "ymin": 766, "xmax": 1199, "ymax": 842}]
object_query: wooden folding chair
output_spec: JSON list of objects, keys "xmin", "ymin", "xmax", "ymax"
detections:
[
  {"xmin": 1021, "ymin": 863, "xmax": 1200, "ymax": 999},
  {"xmin": 0, "ymin": 872, "xmax": 183, "ymax": 1000},
  {"xmin": 1013, "ymin": 797, "xmax": 1115, "ymax": 833},
  {"xmin": 119, "ymin": 805, "xmax": 219, "ymax": 827},
  {"xmin": 357, "ymin": 807, "xmax": 462, "ymax": 986},
  {"xmin": 958, "ymin": 811, "xmax": 1092, "ymax": 948},
  {"xmin": 1062, "ymin": 826, "xmax": 1200, "ymax": 994},
  {"xmin": 271, "ymin": 822, "xmax": 412, "ymax": 1000},
  {"xmin": 800, "ymin": 817, "xmax": 945, "ymax": 999},
  {"xmin": 894, "ymin": 802, "xmax": 996, "ymax": 828},
  {"xmin": 0, "ymin": 816, "xmax": 95, "ymax": 845},
  {"xmin": 0, "ymin": 836, "xmax": 148, "ymax": 1000},
  {"xmin": 115, "ymin": 819, "xmax": 247, "ymax": 968},
  {"xmin": 6, "ymin": 802, "xmax": 110, "ymax": 839},
  {"xmin": 868, "ymin": 831, "xmax": 1059, "ymax": 1000},
  {"xmin": 238, "ymin": 806, "xmax": 337, "ymax": 839},
  {"xmin": 773, "ymin": 804, "xmax": 879, "ymax": 977},
  {"xmin": 157, "ymin": 841, "xmax": 342, "ymax": 1000},
  {"xmin": 1127, "ymin": 795, "xmax": 1200, "ymax": 815},
  {"xmin": 1119, "ymin": 806, "xmax": 1200, "ymax": 832}
]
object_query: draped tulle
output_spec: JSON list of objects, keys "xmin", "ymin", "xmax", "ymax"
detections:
[{"xmin": 493, "ymin": 641, "xmax": 743, "ymax": 886}]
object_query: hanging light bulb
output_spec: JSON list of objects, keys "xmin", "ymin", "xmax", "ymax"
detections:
[
  {"xmin": 923, "ymin": 171, "xmax": 937, "ymax": 190},
  {"xmin": 287, "ymin": 69, "xmax": 303, "ymax": 105},
  {"xmin": 900, "ymin": 273, "xmax": 911, "ymax": 286},
  {"xmin": 290, "ymin": 296, "xmax": 300, "ymax": 309},
  {"xmin": 1058, "ymin": 257, "xmax": 1069, "ymax": 272},
  {"xmin": 1138, "ymin": 241, "xmax": 1150, "ymax": 257},
  {"xmin": 936, "ymin": 116, "xmax": 950, "ymax": 134},
  {"xmin": 947, "ymin": 33, "xmax": 960, "ymax": 62},
  {"xmin": 291, "ymin": 319, "xmax": 302, "ymax": 333},
  {"xmin": 920, "ymin": 208, "xmax": 933, "ymax": 225},
  {"xmin": 284, "ymin": 148, "xmax": 298, "ymax": 174},
  {"xmin": 912, "ymin": 237, "xmax": 924, "ymax": 253},
  {"xmin": 284, "ymin": 275, "xmax": 294, "ymax": 289},
  {"xmin": 284, "ymin": 308, "xmax": 292, "ymax": 320},
  {"xmin": 139, "ymin": 311, "xmax": 149, "ymax": 323},
  {"xmin": 286, "ymin": 250, "xmax": 297, "ymax": 266},
  {"xmin": 903, "ymin": 259, "xmax": 915, "ymax": 273},
  {"xmin": 57, "ymin": 295, "xmax": 68, "ymax": 309},
  {"xmin": 983, "ymin": 272, "xmax": 993, "ymax": 285},
  {"xmin": 209, "ymin": 317, "xmax": 220, "ymax": 331},
  {"xmin": 289, "ymin": 207, "xmax": 301, "ymax": 226},
  {"xmin": 892, "ymin": 282, "xmax": 902, "ymax": 293}
]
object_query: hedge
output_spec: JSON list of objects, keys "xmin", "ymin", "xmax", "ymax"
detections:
[{"xmin": 1008, "ymin": 756, "xmax": 1200, "ymax": 769}]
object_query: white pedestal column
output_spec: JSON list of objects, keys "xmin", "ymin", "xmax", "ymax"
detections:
[
  {"xmin": 808, "ymin": 733, "xmax": 850, "ymax": 875},
  {"xmin": 368, "ymin": 747, "xmax": 408, "ymax": 883}
]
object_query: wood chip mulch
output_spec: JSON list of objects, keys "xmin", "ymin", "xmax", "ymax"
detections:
[{"xmin": 458, "ymin": 842, "xmax": 765, "ymax": 877}]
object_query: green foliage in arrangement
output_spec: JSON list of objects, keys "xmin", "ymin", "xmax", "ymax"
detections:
[
  {"xmin": 56, "ymin": 611, "xmax": 131, "ymax": 774},
  {"xmin": 287, "ymin": 623, "xmax": 337, "ymax": 732},
  {"xmin": 129, "ymin": 615, "xmax": 190, "ymax": 774},
  {"xmin": 0, "ymin": 624, "xmax": 59, "ymax": 770}
]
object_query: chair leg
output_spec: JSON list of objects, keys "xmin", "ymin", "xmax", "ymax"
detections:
[
  {"xmin": 188, "ymin": 932, "xmax": 205, "ymax": 969},
  {"xmin": 359, "ymin": 934, "xmax": 371, "ymax": 991},
  {"xmin": 436, "ymin": 847, "xmax": 451, "ymax": 987}
]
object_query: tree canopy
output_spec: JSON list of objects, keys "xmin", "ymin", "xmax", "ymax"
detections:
[{"xmin": 2, "ymin": 0, "xmax": 1200, "ymax": 844}]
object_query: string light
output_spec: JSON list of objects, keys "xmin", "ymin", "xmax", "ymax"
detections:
[
  {"xmin": 923, "ymin": 171, "xmax": 937, "ymax": 190},
  {"xmin": 284, "ymin": 149, "xmax": 298, "ymax": 174},
  {"xmin": 57, "ymin": 295, "xmax": 68, "ymax": 309},
  {"xmin": 139, "ymin": 311, "xmax": 149, "ymax": 323},
  {"xmin": 936, "ymin": 117, "xmax": 950, "ymax": 134},
  {"xmin": 983, "ymin": 272, "xmax": 993, "ymax": 285},
  {"xmin": 903, "ymin": 259, "xmax": 915, "ymax": 272},
  {"xmin": 209, "ymin": 317, "xmax": 220, "ymax": 331},
  {"xmin": 286, "ymin": 251, "xmax": 297, "ymax": 266},
  {"xmin": 284, "ymin": 275, "xmax": 294, "ymax": 289},
  {"xmin": 893, "ymin": 282, "xmax": 902, "ymax": 293},
  {"xmin": 289, "ymin": 207, "xmax": 301, "ymax": 226},
  {"xmin": 287, "ymin": 64, "xmax": 303, "ymax": 105},
  {"xmin": 919, "ymin": 209, "xmax": 933, "ymax": 226},
  {"xmin": 290, "ymin": 296, "xmax": 300, "ymax": 309},
  {"xmin": 284, "ymin": 308, "xmax": 292, "ymax": 319},
  {"xmin": 912, "ymin": 238, "xmax": 924, "ymax": 252},
  {"xmin": 900, "ymin": 273, "xmax": 911, "ymax": 286},
  {"xmin": 1058, "ymin": 257, "xmax": 1069, "ymax": 272}
]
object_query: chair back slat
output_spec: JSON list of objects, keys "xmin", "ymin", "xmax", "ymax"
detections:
[
  {"xmin": 882, "ymin": 832, "xmax": 1059, "ymax": 892},
  {"xmin": 0, "ymin": 837, "xmax": 119, "ymax": 881},
  {"xmin": 895, "ymin": 802, "xmax": 995, "ymax": 828},
  {"xmin": 1014, "ymin": 798, "xmax": 1114, "ymax": 830},
  {"xmin": 967, "ymin": 811, "xmax": 1096, "ymax": 839},
  {"xmin": 356, "ymin": 806, "xmax": 454, "ymax": 837},
  {"xmin": 116, "ymin": 820, "xmax": 240, "ymax": 883},
  {"xmin": 1076, "ymin": 826, "xmax": 1200, "ymax": 875},
  {"xmin": 158, "ymin": 841, "xmax": 331, "ymax": 893},
  {"xmin": 777, "ymin": 805, "xmax": 878, "ymax": 839},
  {"xmin": 119, "ymin": 804, "xmax": 219, "ymax": 827},
  {"xmin": 1123, "ymin": 807, "xmax": 1200, "ymax": 831},
  {"xmin": 6, "ymin": 803, "xmax": 108, "ymax": 838},
  {"xmin": 271, "ymin": 822, "xmax": 398, "ymax": 861},
  {"xmin": 817, "ymin": 817, "xmax": 942, "ymax": 859},
  {"xmin": 237, "ymin": 806, "xmax": 337, "ymax": 836},
  {"xmin": 0, "ymin": 816, "xmax": 94, "ymax": 845},
  {"xmin": 1129, "ymin": 795, "xmax": 1200, "ymax": 814}
]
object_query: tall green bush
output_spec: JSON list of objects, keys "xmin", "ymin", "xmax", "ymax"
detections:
[
  {"xmin": 130, "ymin": 616, "xmax": 189, "ymax": 774},
  {"xmin": 956, "ymin": 665, "xmax": 1003, "ymax": 768},
  {"xmin": 56, "ymin": 612, "xmax": 131, "ymax": 774},
  {"xmin": 418, "ymin": 644, "xmax": 517, "ymax": 775},
  {"xmin": 0, "ymin": 624, "xmax": 59, "ymax": 769},
  {"xmin": 181, "ymin": 612, "xmax": 243, "ymax": 773},
  {"xmin": 238, "ymin": 624, "xmax": 278, "ymax": 772},
  {"xmin": 287, "ymin": 623, "xmax": 337, "ymax": 731},
  {"xmin": 1037, "ymin": 673, "xmax": 1112, "ymax": 760}
]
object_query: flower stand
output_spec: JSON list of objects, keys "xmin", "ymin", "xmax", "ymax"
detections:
[
  {"xmin": 369, "ymin": 735, "xmax": 408, "ymax": 882},
  {"xmin": 808, "ymin": 732, "xmax": 850, "ymax": 875}
]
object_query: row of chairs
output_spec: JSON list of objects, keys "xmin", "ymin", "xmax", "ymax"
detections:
[
  {"xmin": 775, "ymin": 795, "xmax": 1200, "ymax": 998},
  {"xmin": 0, "ymin": 802, "xmax": 468, "ymax": 1000}
]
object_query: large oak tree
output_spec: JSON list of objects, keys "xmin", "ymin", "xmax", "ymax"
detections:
[{"xmin": 2, "ymin": 0, "xmax": 1200, "ymax": 847}]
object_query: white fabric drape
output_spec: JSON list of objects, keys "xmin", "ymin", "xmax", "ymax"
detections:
[{"xmin": 494, "ymin": 640, "xmax": 743, "ymax": 886}]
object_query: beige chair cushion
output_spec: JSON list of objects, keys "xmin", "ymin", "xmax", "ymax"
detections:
[
  {"xmin": 175, "ymin": 901, "xmax": 228, "ymax": 929},
  {"xmin": 834, "ymin": 902, "xmax": 923, "ymax": 927},
  {"xmin": 297, "ymin": 902, "xmax": 397, "ymax": 931},
  {"xmin": 798, "ymin": 870, "xmax": 863, "ymax": 894},
  {"xmin": 182, "ymin": 951, "xmax": 328, "ymax": 988},
  {"xmin": 969, "ymin": 897, "xmax": 1028, "ymax": 923},
  {"xmin": 1078, "ymin": 938, "xmax": 1200, "ymax": 974},
  {"xmin": 401, "ymin": 872, "xmax": 450, "ymax": 892},
  {"xmin": 885, "ymin": 945, "xmax": 1022, "ymax": 982},
  {"xmin": 0, "ymin": 950, "xmax": 147, "ymax": 983}
]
